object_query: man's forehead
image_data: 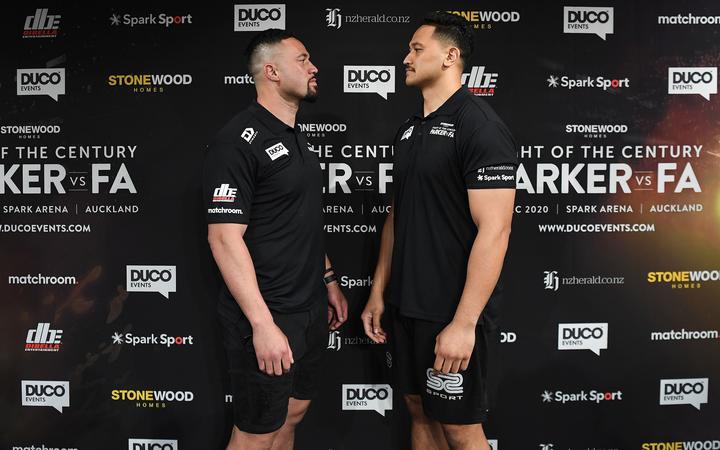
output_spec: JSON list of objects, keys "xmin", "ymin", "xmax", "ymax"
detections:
[
  {"xmin": 280, "ymin": 37, "xmax": 308, "ymax": 55},
  {"xmin": 409, "ymin": 25, "xmax": 436, "ymax": 45}
]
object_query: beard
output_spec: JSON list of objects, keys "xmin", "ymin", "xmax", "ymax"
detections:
[{"xmin": 302, "ymin": 80, "xmax": 319, "ymax": 103}]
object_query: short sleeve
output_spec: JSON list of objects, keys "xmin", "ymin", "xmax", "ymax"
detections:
[
  {"xmin": 459, "ymin": 120, "xmax": 518, "ymax": 189},
  {"xmin": 202, "ymin": 139, "xmax": 257, "ymax": 224}
]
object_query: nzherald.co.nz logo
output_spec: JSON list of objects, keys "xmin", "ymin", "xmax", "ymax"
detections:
[{"xmin": 126, "ymin": 265, "xmax": 176, "ymax": 299}]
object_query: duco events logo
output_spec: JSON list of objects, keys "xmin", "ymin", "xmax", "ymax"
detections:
[
  {"xmin": 642, "ymin": 441, "xmax": 720, "ymax": 450},
  {"xmin": 462, "ymin": 66, "xmax": 498, "ymax": 96},
  {"xmin": 541, "ymin": 388, "xmax": 622, "ymax": 404},
  {"xmin": 344, "ymin": 66, "xmax": 395, "ymax": 99},
  {"xmin": 23, "ymin": 8, "xmax": 60, "ymax": 38},
  {"xmin": 547, "ymin": 74, "xmax": 629, "ymax": 91},
  {"xmin": 660, "ymin": 378, "xmax": 709, "ymax": 410},
  {"xmin": 447, "ymin": 10, "xmax": 520, "ymax": 30},
  {"xmin": 22, "ymin": 380, "xmax": 70, "ymax": 413},
  {"xmin": 342, "ymin": 384, "xmax": 392, "ymax": 416},
  {"xmin": 26, "ymin": 323, "xmax": 62, "ymax": 352},
  {"xmin": 558, "ymin": 323, "xmax": 608, "ymax": 355},
  {"xmin": 109, "ymin": 13, "xmax": 192, "ymax": 27},
  {"xmin": 489, "ymin": 440, "xmax": 498, "ymax": 450},
  {"xmin": 426, "ymin": 369, "xmax": 464, "ymax": 400},
  {"xmin": 234, "ymin": 4, "xmax": 285, "ymax": 31},
  {"xmin": 563, "ymin": 6, "xmax": 614, "ymax": 40},
  {"xmin": 647, "ymin": 270, "xmax": 719, "ymax": 289},
  {"xmin": 126, "ymin": 265, "xmax": 176, "ymax": 299},
  {"xmin": 668, "ymin": 67, "xmax": 717, "ymax": 100},
  {"xmin": 17, "ymin": 69, "xmax": 65, "ymax": 101},
  {"xmin": 112, "ymin": 332, "xmax": 194, "ymax": 348},
  {"xmin": 107, "ymin": 74, "xmax": 192, "ymax": 94},
  {"xmin": 111, "ymin": 389, "xmax": 194, "ymax": 408},
  {"xmin": 128, "ymin": 439, "xmax": 178, "ymax": 450}
]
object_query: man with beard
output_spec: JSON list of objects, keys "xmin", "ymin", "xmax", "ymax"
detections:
[
  {"xmin": 361, "ymin": 12, "xmax": 517, "ymax": 450},
  {"xmin": 204, "ymin": 29, "xmax": 348, "ymax": 450}
]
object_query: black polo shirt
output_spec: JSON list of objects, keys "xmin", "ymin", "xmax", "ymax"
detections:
[
  {"xmin": 203, "ymin": 102, "xmax": 326, "ymax": 318},
  {"xmin": 387, "ymin": 87, "xmax": 518, "ymax": 323}
]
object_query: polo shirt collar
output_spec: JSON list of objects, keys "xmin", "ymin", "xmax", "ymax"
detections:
[
  {"xmin": 249, "ymin": 102, "xmax": 296, "ymax": 134},
  {"xmin": 414, "ymin": 87, "xmax": 471, "ymax": 120}
]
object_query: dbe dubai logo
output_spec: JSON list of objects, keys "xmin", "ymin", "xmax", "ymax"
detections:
[
  {"xmin": 23, "ymin": 8, "xmax": 60, "ymax": 38},
  {"xmin": 344, "ymin": 66, "xmax": 395, "ymax": 99},
  {"xmin": 668, "ymin": 67, "xmax": 717, "ymax": 101},
  {"xmin": 128, "ymin": 439, "xmax": 178, "ymax": 450},
  {"xmin": 22, "ymin": 380, "xmax": 70, "ymax": 413},
  {"xmin": 17, "ymin": 69, "xmax": 65, "ymax": 101},
  {"xmin": 107, "ymin": 74, "xmax": 192, "ymax": 94},
  {"xmin": 558, "ymin": 323, "xmax": 608, "ymax": 356},
  {"xmin": 342, "ymin": 384, "xmax": 392, "ymax": 416},
  {"xmin": 660, "ymin": 378, "xmax": 709, "ymax": 410},
  {"xmin": 563, "ymin": 6, "xmax": 614, "ymax": 40},
  {"xmin": 462, "ymin": 66, "xmax": 498, "ymax": 96},
  {"xmin": 111, "ymin": 388, "xmax": 194, "ymax": 408},
  {"xmin": 212, "ymin": 184, "xmax": 237, "ymax": 202},
  {"xmin": 426, "ymin": 369, "xmax": 464, "ymax": 400},
  {"xmin": 234, "ymin": 4, "xmax": 285, "ymax": 31},
  {"xmin": 126, "ymin": 265, "xmax": 176, "ymax": 299},
  {"xmin": 25, "ymin": 323, "xmax": 63, "ymax": 352}
]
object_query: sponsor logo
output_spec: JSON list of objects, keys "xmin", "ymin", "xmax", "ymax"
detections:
[
  {"xmin": 265, "ymin": 142, "xmax": 290, "ymax": 161},
  {"xmin": 324, "ymin": 8, "xmax": 410, "ymax": 29},
  {"xmin": 565, "ymin": 123, "xmax": 628, "ymax": 139},
  {"xmin": 547, "ymin": 74, "xmax": 629, "ymax": 90},
  {"xmin": 111, "ymin": 389, "xmax": 194, "ymax": 408},
  {"xmin": 539, "ymin": 446, "xmax": 555, "ymax": 450},
  {"xmin": 8, "ymin": 273, "xmax": 76, "ymax": 285},
  {"xmin": 212, "ymin": 184, "xmax": 237, "ymax": 202},
  {"xmin": 542, "ymin": 388, "xmax": 622, "ymax": 404},
  {"xmin": 500, "ymin": 331, "xmax": 517, "ymax": 343},
  {"xmin": 426, "ymin": 369, "xmax": 463, "ymax": 400},
  {"xmin": 340, "ymin": 275, "xmax": 373, "ymax": 289},
  {"xmin": 476, "ymin": 164, "xmax": 515, "ymax": 183},
  {"xmin": 660, "ymin": 378, "xmax": 709, "ymax": 410},
  {"xmin": 430, "ymin": 123, "xmax": 455, "ymax": 138},
  {"xmin": 668, "ymin": 67, "xmax": 717, "ymax": 100},
  {"xmin": 241, "ymin": 127, "xmax": 258, "ymax": 143},
  {"xmin": 401, "ymin": 126, "xmax": 414, "ymax": 141},
  {"xmin": 17, "ymin": 68, "xmax": 65, "ymax": 101},
  {"xmin": 344, "ymin": 66, "xmax": 395, "ymax": 99},
  {"xmin": 462, "ymin": 66, "xmax": 498, "ymax": 96},
  {"xmin": 489, "ymin": 440, "xmax": 498, "ymax": 450},
  {"xmin": 297, "ymin": 122, "xmax": 347, "ymax": 138},
  {"xmin": 647, "ymin": 270, "xmax": 719, "ymax": 289},
  {"xmin": 651, "ymin": 329, "xmax": 720, "ymax": 341},
  {"xmin": 342, "ymin": 384, "xmax": 392, "ymax": 416},
  {"xmin": 642, "ymin": 441, "xmax": 720, "ymax": 450},
  {"xmin": 109, "ymin": 13, "xmax": 192, "ymax": 27},
  {"xmin": 126, "ymin": 265, "xmax": 176, "ymax": 299},
  {"xmin": 563, "ymin": 6, "xmax": 614, "ymax": 40},
  {"xmin": 234, "ymin": 4, "xmax": 285, "ymax": 31},
  {"xmin": 326, "ymin": 8, "xmax": 342, "ymax": 28},
  {"xmin": 25, "ymin": 323, "xmax": 63, "ymax": 352},
  {"xmin": 11, "ymin": 445, "xmax": 78, "ymax": 450},
  {"xmin": 207, "ymin": 206, "xmax": 243, "ymax": 215},
  {"xmin": 107, "ymin": 74, "xmax": 192, "ymax": 94},
  {"xmin": 658, "ymin": 14, "xmax": 720, "ymax": 25},
  {"xmin": 558, "ymin": 323, "xmax": 608, "ymax": 356},
  {"xmin": 447, "ymin": 10, "xmax": 520, "ymax": 30},
  {"xmin": 112, "ymin": 332, "xmax": 194, "ymax": 348},
  {"xmin": 128, "ymin": 439, "xmax": 178, "ymax": 450},
  {"xmin": 544, "ymin": 271, "xmax": 559, "ymax": 291},
  {"xmin": 327, "ymin": 329, "xmax": 379, "ymax": 351},
  {"xmin": 23, "ymin": 8, "xmax": 60, "ymax": 38},
  {"xmin": 544, "ymin": 271, "xmax": 625, "ymax": 290},
  {"xmin": 0, "ymin": 123, "xmax": 61, "ymax": 139},
  {"xmin": 22, "ymin": 380, "xmax": 70, "ymax": 413},
  {"xmin": 224, "ymin": 74, "xmax": 255, "ymax": 85},
  {"xmin": 328, "ymin": 330, "xmax": 342, "ymax": 351}
]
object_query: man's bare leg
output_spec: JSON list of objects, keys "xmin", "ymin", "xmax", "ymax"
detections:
[
  {"xmin": 271, "ymin": 398, "xmax": 311, "ymax": 450},
  {"xmin": 226, "ymin": 425, "xmax": 278, "ymax": 450},
  {"xmin": 441, "ymin": 423, "xmax": 491, "ymax": 450},
  {"xmin": 404, "ymin": 394, "xmax": 450, "ymax": 450}
]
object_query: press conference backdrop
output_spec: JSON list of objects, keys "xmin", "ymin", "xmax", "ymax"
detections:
[{"xmin": 1, "ymin": 1, "xmax": 719, "ymax": 449}]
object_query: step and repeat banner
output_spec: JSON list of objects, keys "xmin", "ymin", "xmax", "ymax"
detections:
[{"xmin": 1, "ymin": 1, "xmax": 719, "ymax": 449}]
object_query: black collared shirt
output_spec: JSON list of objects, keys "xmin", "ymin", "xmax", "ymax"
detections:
[
  {"xmin": 203, "ymin": 103, "xmax": 325, "ymax": 317},
  {"xmin": 388, "ymin": 87, "xmax": 518, "ymax": 323}
]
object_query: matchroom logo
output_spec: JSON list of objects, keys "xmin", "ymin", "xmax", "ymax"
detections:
[
  {"xmin": 563, "ymin": 6, "xmax": 614, "ymax": 40},
  {"xmin": 659, "ymin": 378, "xmax": 709, "ymax": 410},
  {"xmin": 558, "ymin": 323, "xmax": 608, "ymax": 356},
  {"xmin": 342, "ymin": 384, "xmax": 392, "ymax": 416},
  {"xmin": 126, "ymin": 265, "xmax": 176, "ymax": 299},
  {"xmin": 22, "ymin": 380, "xmax": 70, "ymax": 413},
  {"xmin": 668, "ymin": 67, "xmax": 717, "ymax": 100}
]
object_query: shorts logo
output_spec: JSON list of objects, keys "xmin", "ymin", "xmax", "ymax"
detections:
[
  {"xmin": 241, "ymin": 127, "xmax": 258, "ymax": 143},
  {"xmin": 265, "ymin": 142, "xmax": 290, "ymax": 161},
  {"xmin": 401, "ymin": 126, "xmax": 414, "ymax": 141},
  {"xmin": 425, "ymin": 369, "xmax": 464, "ymax": 400},
  {"xmin": 212, "ymin": 184, "xmax": 237, "ymax": 202}
]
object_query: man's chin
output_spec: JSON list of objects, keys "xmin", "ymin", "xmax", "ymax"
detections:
[{"xmin": 302, "ymin": 86, "xmax": 319, "ymax": 103}]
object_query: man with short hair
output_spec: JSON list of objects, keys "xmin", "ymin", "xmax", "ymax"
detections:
[
  {"xmin": 204, "ymin": 29, "xmax": 348, "ymax": 450},
  {"xmin": 361, "ymin": 12, "xmax": 517, "ymax": 450}
]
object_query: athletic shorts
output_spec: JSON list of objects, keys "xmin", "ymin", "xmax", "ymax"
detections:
[
  {"xmin": 219, "ymin": 300, "xmax": 327, "ymax": 433},
  {"xmin": 388, "ymin": 306, "xmax": 498, "ymax": 424}
]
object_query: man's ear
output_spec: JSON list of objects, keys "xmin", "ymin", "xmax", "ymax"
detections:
[
  {"xmin": 263, "ymin": 63, "xmax": 280, "ymax": 82},
  {"xmin": 444, "ymin": 47, "xmax": 461, "ymax": 69}
]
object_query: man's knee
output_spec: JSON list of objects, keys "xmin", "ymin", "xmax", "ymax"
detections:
[
  {"xmin": 226, "ymin": 425, "xmax": 279, "ymax": 450},
  {"xmin": 441, "ymin": 423, "xmax": 488, "ymax": 449},
  {"xmin": 285, "ymin": 399, "xmax": 311, "ymax": 427}
]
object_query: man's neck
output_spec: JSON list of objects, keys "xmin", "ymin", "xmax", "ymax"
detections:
[
  {"xmin": 257, "ymin": 93, "xmax": 300, "ymax": 128},
  {"xmin": 421, "ymin": 79, "xmax": 462, "ymax": 118}
]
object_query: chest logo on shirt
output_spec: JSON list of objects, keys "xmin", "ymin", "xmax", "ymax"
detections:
[
  {"xmin": 429, "ymin": 122, "xmax": 455, "ymax": 138},
  {"xmin": 241, "ymin": 127, "xmax": 258, "ymax": 144},
  {"xmin": 401, "ymin": 126, "xmax": 414, "ymax": 141},
  {"xmin": 265, "ymin": 142, "xmax": 290, "ymax": 161}
]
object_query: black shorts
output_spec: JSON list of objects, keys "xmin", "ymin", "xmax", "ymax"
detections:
[
  {"xmin": 388, "ymin": 306, "xmax": 498, "ymax": 425},
  {"xmin": 219, "ymin": 300, "xmax": 327, "ymax": 434}
]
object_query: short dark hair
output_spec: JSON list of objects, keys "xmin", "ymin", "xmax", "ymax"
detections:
[
  {"xmin": 244, "ymin": 29, "xmax": 297, "ymax": 76},
  {"xmin": 422, "ymin": 12, "xmax": 474, "ymax": 68}
]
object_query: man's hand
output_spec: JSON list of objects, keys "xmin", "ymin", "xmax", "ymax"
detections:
[
  {"xmin": 252, "ymin": 321, "xmax": 294, "ymax": 376},
  {"xmin": 361, "ymin": 293, "xmax": 387, "ymax": 344},
  {"xmin": 433, "ymin": 320, "xmax": 476, "ymax": 374},
  {"xmin": 327, "ymin": 282, "xmax": 348, "ymax": 330}
]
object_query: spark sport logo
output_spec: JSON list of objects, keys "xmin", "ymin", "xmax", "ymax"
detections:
[
  {"xmin": 112, "ymin": 332, "xmax": 194, "ymax": 348},
  {"xmin": 126, "ymin": 266, "xmax": 177, "ymax": 299},
  {"xmin": 647, "ymin": 270, "xmax": 719, "ymax": 289},
  {"xmin": 541, "ymin": 388, "xmax": 623, "ymax": 404},
  {"xmin": 547, "ymin": 74, "xmax": 629, "ymax": 91},
  {"xmin": 234, "ymin": 4, "xmax": 285, "ymax": 31},
  {"xmin": 107, "ymin": 74, "xmax": 192, "ymax": 94},
  {"xmin": 563, "ymin": 6, "xmax": 614, "ymax": 40},
  {"xmin": 109, "ymin": 12, "xmax": 192, "ymax": 28},
  {"xmin": 447, "ymin": 10, "xmax": 520, "ymax": 30},
  {"xmin": 668, "ymin": 67, "xmax": 717, "ymax": 100},
  {"xmin": 462, "ymin": 66, "xmax": 498, "ymax": 96},
  {"xmin": 23, "ymin": 8, "xmax": 60, "ymax": 38},
  {"xmin": 17, "ymin": 69, "xmax": 65, "ymax": 101},
  {"xmin": 111, "ymin": 388, "xmax": 194, "ymax": 408}
]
